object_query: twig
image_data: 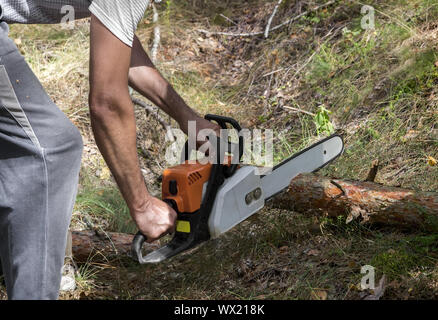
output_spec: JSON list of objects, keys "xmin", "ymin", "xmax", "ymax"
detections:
[
  {"xmin": 365, "ymin": 159, "xmax": 379, "ymax": 182},
  {"xmin": 219, "ymin": 14, "xmax": 238, "ymax": 26},
  {"xmin": 262, "ymin": 68, "xmax": 284, "ymax": 78},
  {"xmin": 265, "ymin": 0, "xmax": 284, "ymax": 38},
  {"xmin": 292, "ymin": 50, "xmax": 318, "ymax": 78},
  {"xmin": 288, "ymin": 24, "xmax": 345, "ymax": 79},
  {"xmin": 132, "ymin": 98, "xmax": 175, "ymax": 142},
  {"xmin": 151, "ymin": 3, "xmax": 161, "ymax": 64},
  {"xmin": 330, "ymin": 180, "xmax": 346, "ymax": 198},
  {"xmin": 197, "ymin": 29, "xmax": 264, "ymax": 37},
  {"xmin": 272, "ymin": 0, "xmax": 336, "ymax": 32},
  {"xmin": 198, "ymin": 0, "xmax": 336, "ymax": 38},
  {"xmin": 282, "ymin": 105, "xmax": 316, "ymax": 117},
  {"xmin": 81, "ymin": 215, "xmax": 121, "ymax": 258}
]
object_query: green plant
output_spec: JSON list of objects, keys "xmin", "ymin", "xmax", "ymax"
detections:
[{"xmin": 313, "ymin": 105, "xmax": 334, "ymax": 135}]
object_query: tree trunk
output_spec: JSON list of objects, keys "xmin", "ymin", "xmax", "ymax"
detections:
[
  {"xmin": 273, "ymin": 173, "xmax": 438, "ymax": 230},
  {"xmin": 71, "ymin": 231, "xmax": 160, "ymax": 263},
  {"xmin": 70, "ymin": 174, "xmax": 438, "ymax": 262}
]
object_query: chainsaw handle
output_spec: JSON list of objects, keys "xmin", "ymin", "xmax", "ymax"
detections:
[
  {"xmin": 131, "ymin": 231, "xmax": 147, "ymax": 263},
  {"xmin": 205, "ymin": 114, "xmax": 244, "ymax": 177},
  {"xmin": 204, "ymin": 114, "xmax": 242, "ymax": 132},
  {"xmin": 182, "ymin": 115, "xmax": 244, "ymax": 177}
]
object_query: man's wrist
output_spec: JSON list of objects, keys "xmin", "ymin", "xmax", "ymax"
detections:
[
  {"xmin": 129, "ymin": 191, "xmax": 153, "ymax": 215},
  {"xmin": 178, "ymin": 110, "xmax": 201, "ymax": 134}
]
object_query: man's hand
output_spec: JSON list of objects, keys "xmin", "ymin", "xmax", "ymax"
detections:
[
  {"xmin": 191, "ymin": 115, "xmax": 222, "ymax": 150},
  {"xmin": 131, "ymin": 196, "xmax": 177, "ymax": 243}
]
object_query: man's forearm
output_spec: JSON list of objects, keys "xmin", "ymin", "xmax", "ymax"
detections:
[
  {"xmin": 89, "ymin": 16, "xmax": 149, "ymax": 212},
  {"xmin": 89, "ymin": 95, "xmax": 149, "ymax": 212},
  {"xmin": 128, "ymin": 36, "xmax": 197, "ymax": 134}
]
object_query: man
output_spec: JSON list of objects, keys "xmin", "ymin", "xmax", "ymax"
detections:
[{"xmin": 0, "ymin": 0, "xmax": 219, "ymax": 299}]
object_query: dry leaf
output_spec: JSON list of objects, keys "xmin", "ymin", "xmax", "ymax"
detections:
[
  {"xmin": 427, "ymin": 156, "xmax": 437, "ymax": 167},
  {"xmin": 279, "ymin": 246, "xmax": 289, "ymax": 253},
  {"xmin": 311, "ymin": 290, "xmax": 328, "ymax": 300},
  {"xmin": 363, "ymin": 275, "xmax": 386, "ymax": 300},
  {"xmin": 306, "ymin": 249, "xmax": 321, "ymax": 256}
]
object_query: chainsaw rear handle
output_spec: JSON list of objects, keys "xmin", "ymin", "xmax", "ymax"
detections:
[
  {"xmin": 131, "ymin": 231, "xmax": 147, "ymax": 263},
  {"xmin": 131, "ymin": 199, "xmax": 177, "ymax": 264}
]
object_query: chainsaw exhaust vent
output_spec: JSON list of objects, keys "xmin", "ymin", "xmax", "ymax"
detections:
[{"xmin": 188, "ymin": 172, "xmax": 202, "ymax": 185}]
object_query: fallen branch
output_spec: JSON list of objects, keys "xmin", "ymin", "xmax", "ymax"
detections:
[
  {"xmin": 273, "ymin": 173, "xmax": 438, "ymax": 230},
  {"xmin": 198, "ymin": 0, "xmax": 336, "ymax": 38},
  {"xmin": 265, "ymin": 0, "xmax": 284, "ymax": 38}
]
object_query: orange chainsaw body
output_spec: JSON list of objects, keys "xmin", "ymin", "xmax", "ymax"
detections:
[
  {"xmin": 161, "ymin": 156, "xmax": 235, "ymax": 213},
  {"xmin": 162, "ymin": 161, "xmax": 212, "ymax": 214}
]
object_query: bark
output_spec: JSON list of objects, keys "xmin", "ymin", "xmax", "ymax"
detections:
[
  {"xmin": 273, "ymin": 173, "xmax": 438, "ymax": 230},
  {"xmin": 71, "ymin": 231, "xmax": 160, "ymax": 263}
]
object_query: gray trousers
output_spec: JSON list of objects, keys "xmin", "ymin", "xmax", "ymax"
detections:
[{"xmin": 0, "ymin": 22, "xmax": 83, "ymax": 299}]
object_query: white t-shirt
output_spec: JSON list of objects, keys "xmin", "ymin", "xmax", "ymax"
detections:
[{"xmin": 0, "ymin": 0, "xmax": 150, "ymax": 47}]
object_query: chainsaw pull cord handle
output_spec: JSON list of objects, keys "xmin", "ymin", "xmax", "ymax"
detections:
[{"xmin": 131, "ymin": 199, "xmax": 177, "ymax": 264}]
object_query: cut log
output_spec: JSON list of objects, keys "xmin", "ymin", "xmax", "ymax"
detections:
[
  {"xmin": 70, "ymin": 174, "xmax": 437, "ymax": 261},
  {"xmin": 273, "ymin": 173, "xmax": 438, "ymax": 230},
  {"xmin": 71, "ymin": 231, "xmax": 160, "ymax": 263}
]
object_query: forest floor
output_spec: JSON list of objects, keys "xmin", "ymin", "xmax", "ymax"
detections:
[{"xmin": 1, "ymin": 0, "xmax": 437, "ymax": 300}]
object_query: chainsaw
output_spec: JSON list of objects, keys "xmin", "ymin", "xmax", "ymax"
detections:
[{"xmin": 131, "ymin": 114, "xmax": 344, "ymax": 264}]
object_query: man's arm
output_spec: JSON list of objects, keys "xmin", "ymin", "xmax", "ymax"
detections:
[
  {"xmin": 128, "ymin": 36, "xmax": 220, "ymax": 137},
  {"xmin": 89, "ymin": 15, "xmax": 176, "ymax": 242}
]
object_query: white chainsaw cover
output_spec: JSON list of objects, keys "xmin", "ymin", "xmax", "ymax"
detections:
[{"xmin": 208, "ymin": 166, "xmax": 264, "ymax": 238}]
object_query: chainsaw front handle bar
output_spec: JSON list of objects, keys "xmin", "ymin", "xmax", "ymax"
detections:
[{"xmin": 183, "ymin": 114, "xmax": 244, "ymax": 177}]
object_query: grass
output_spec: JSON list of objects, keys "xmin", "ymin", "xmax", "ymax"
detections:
[
  {"xmin": 73, "ymin": 170, "xmax": 136, "ymax": 234},
  {"xmin": 1, "ymin": 0, "xmax": 437, "ymax": 300},
  {"xmin": 10, "ymin": 23, "xmax": 90, "ymax": 117},
  {"xmin": 371, "ymin": 234, "xmax": 438, "ymax": 279},
  {"xmin": 297, "ymin": 0, "xmax": 438, "ymax": 191}
]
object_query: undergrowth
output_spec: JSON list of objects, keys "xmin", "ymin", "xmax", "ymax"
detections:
[{"xmin": 1, "ymin": 0, "xmax": 437, "ymax": 300}]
